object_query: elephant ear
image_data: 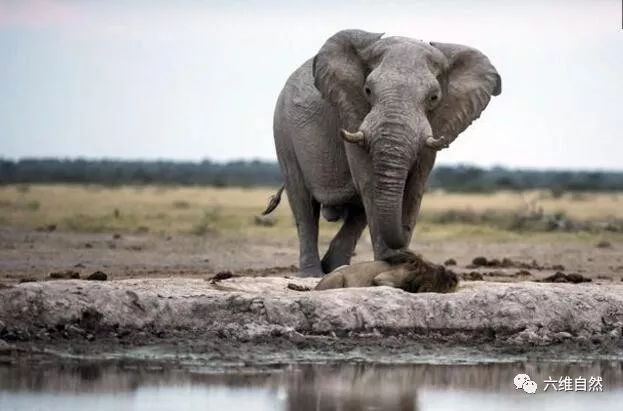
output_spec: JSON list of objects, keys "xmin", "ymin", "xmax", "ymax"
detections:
[
  {"xmin": 313, "ymin": 29, "xmax": 383, "ymax": 132},
  {"xmin": 428, "ymin": 42, "xmax": 501, "ymax": 147}
]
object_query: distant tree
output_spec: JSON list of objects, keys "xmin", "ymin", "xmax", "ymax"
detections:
[{"xmin": 0, "ymin": 158, "xmax": 621, "ymax": 192}]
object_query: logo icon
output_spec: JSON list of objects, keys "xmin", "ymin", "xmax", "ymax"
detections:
[{"xmin": 514, "ymin": 373, "xmax": 538, "ymax": 394}]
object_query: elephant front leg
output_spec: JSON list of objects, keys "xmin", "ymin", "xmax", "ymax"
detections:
[{"xmin": 321, "ymin": 206, "xmax": 367, "ymax": 273}]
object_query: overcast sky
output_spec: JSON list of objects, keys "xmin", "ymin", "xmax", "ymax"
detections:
[{"xmin": 1, "ymin": 0, "xmax": 621, "ymax": 170}]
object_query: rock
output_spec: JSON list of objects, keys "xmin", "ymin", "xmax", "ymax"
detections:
[
  {"xmin": 541, "ymin": 272, "xmax": 591, "ymax": 284},
  {"xmin": 555, "ymin": 331, "xmax": 573, "ymax": 340},
  {"xmin": 18, "ymin": 278, "xmax": 37, "ymax": 284},
  {"xmin": 472, "ymin": 257, "xmax": 488, "ymax": 267},
  {"xmin": 565, "ymin": 273, "xmax": 592, "ymax": 283},
  {"xmin": 36, "ymin": 224, "xmax": 57, "ymax": 232},
  {"xmin": 444, "ymin": 258, "xmax": 457, "ymax": 266},
  {"xmin": 86, "ymin": 271, "xmax": 108, "ymax": 281},
  {"xmin": 462, "ymin": 271, "xmax": 484, "ymax": 281},
  {"xmin": 65, "ymin": 325, "xmax": 86, "ymax": 338},
  {"xmin": 513, "ymin": 270, "xmax": 532, "ymax": 277},
  {"xmin": 35, "ymin": 328, "xmax": 50, "ymax": 340},
  {"xmin": 287, "ymin": 283, "xmax": 311, "ymax": 292},
  {"xmin": 484, "ymin": 270, "xmax": 506, "ymax": 277},
  {"xmin": 469, "ymin": 257, "xmax": 565, "ymax": 272},
  {"xmin": 609, "ymin": 328, "xmax": 621, "ymax": 339},
  {"xmin": 49, "ymin": 270, "xmax": 80, "ymax": 280},
  {"xmin": 285, "ymin": 329, "xmax": 305, "ymax": 344},
  {"xmin": 0, "ymin": 278, "xmax": 622, "ymax": 349},
  {"xmin": 541, "ymin": 272, "xmax": 567, "ymax": 283},
  {"xmin": 596, "ymin": 240, "xmax": 612, "ymax": 249},
  {"xmin": 209, "ymin": 271, "xmax": 234, "ymax": 283},
  {"xmin": 79, "ymin": 307, "xmax": 103, "ymax": 330}
]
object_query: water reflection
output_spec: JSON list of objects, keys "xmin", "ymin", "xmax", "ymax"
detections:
[{"xmin": 1, "ymin": 360, "xmax": 623, "ymax": 411}]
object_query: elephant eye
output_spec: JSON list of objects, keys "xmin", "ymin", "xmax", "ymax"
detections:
[
  {"xmin": 364, "ymin": 86, "xmax": 372, "ymax": 96},
  {"xmin": 427, "ymin": 91, "xmax": 441, "ymax": 108}
]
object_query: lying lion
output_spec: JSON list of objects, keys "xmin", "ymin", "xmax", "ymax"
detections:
[{"xmin": 315, "ymin": 252, "xmax": 458, "ymax": 293}]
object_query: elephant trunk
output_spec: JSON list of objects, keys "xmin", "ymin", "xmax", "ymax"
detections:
[{"xmin": 372, "ymin": 139, "xmax": 412, "ymax": 250}]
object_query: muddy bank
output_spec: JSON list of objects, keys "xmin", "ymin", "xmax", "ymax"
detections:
[{"xmin": 1, "ymin": 277, "xmax": 622, "ymax": 361}]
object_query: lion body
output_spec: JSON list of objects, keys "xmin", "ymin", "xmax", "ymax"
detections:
[{"xmin": 314, "ymin": 255, "xmax": 458, "ymax": 294}]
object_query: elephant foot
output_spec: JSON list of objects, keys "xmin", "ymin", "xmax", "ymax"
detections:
[{"xmin": 298, "ymin": 265, "xmax": 324, "ymax": 278}]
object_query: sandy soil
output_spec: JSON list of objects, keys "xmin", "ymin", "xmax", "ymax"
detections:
[{"xmin": 1, "ymin": 227, "xmax": 621, "ymax": 286}]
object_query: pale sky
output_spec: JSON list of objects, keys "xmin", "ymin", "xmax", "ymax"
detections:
[{"xmin": 1, "ymin": 0, "xmax": 621, "ymax": 170}]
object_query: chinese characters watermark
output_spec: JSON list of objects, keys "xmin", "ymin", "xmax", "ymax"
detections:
[
  {"xmin": 543, "ymin": 376, "xmax": 603, "ymax": 392},
  {"xmin": 514, "ymin": 374, "xmax": 604, "ymax": 394}
]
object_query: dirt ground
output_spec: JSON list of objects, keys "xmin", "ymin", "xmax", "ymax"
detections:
[
  {"xmin": 1, "ymin": 227, "xmax": 621, "ymax": 286},
  {"xmin": 1, "ymin": 225, "xmax": 623, "ymax": 363},
  {"xmin": 2, "ymin": 185, "xmax": 622, "ymax": 365}
]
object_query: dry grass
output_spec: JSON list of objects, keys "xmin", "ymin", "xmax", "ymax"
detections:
[
  {"xmin": 0, "ymin": 184, "xmax": 621, "ymax": 242},
  {"xmin": 0, "ymin": 184, "xmax": 295, "ymax": 235},
  {"xmin": 421, "ymin": 190, "xmax": 623, "ymax": 221}
]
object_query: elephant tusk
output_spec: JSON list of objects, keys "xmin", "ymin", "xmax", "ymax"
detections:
[
  {"xmin": 340, "ymin": 129, "xmax": 366, "ymax": 145},
  {"xmin": 425, "ymin": 135, "xmax": 451, "ymax": 150}
]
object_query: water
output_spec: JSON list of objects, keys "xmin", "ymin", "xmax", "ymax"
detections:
[{"xmin": 1, "ymin": 360, "xmax": 622, "ymax": 411}]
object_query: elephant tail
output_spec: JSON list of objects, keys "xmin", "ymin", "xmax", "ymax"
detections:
[{"xmin": 261, "ymin": 185, "xmax": 285, "ymax": 215}]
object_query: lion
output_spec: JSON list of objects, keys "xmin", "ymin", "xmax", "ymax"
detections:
[{"xmin": 314, "ymin": 251, "xmax": 459, "ymax": 293}]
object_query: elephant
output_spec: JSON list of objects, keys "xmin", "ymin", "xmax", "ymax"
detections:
[{"xmin": 270, "ymin": 29, "xmax": 501, "ymax": 276}]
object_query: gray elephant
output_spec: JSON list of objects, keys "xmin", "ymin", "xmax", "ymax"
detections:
[{"xmin": 268, "ymin": 29, "xmax": 501, "ymax": 276}]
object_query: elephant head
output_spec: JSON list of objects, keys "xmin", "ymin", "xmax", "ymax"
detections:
[{"xmin": 313, "ymin": 29, "xmax": 501, "ymax": 249}]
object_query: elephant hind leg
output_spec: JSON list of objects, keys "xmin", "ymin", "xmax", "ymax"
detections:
[
  {"xmin": 280, "ymin": 166, "xmax": 323, "ymax": 277},
  {"xmin": 321, "ymin": 206, "xmax": 367, "ymax": 273}
]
